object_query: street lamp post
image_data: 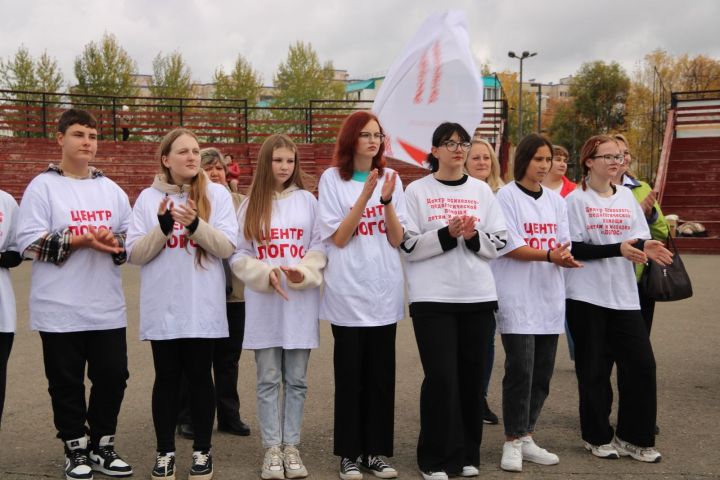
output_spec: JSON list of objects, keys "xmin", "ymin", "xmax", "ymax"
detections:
[
  {"xmin": 508, "ymin": 50, "xmax": 537, "ymax": 139},
  {"xmin": 530, "ymin": 82, "xmax": 547, "ymax": 133}
]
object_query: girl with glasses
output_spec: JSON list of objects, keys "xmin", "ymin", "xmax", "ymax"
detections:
[
  {"xmin": 401, "ymin": 122, "xmax": 507, "ymax": 480},
  {"xmin": 564, "ymin": 135, "xmax": 672, "ymax": 464},
  {"xmin": 317, "ymin": 111, "xmax": 406, "ymax": 480}
]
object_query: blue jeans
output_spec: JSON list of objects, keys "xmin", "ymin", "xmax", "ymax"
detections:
[
  {"xmin": 255, "ymin": 348, "xmax": 310, "ymax": 448},
  {"xmin": 501, "ymin": 334, "xmax": 558, "ymax": 438}
]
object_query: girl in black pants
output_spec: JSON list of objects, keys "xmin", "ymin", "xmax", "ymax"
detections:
[
  {"xmin": 564, "ymin": 135, "xmax": 672, "ymax": 464},
  {"xmin": 127, "ymin": 129, "xmax": 238, "ymax": 480},
  {"xmin": 401, "ymin": 123, "xmax": 507, "ymax": 480}
]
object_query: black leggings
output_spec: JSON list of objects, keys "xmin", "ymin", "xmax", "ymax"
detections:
[
  {"xmin": 0, "ymin": 332, "xmax": 13, "ymax": 428},
  {"xmin": 151, "ymin": 339, "xmax": 215, "ymax": 452}
]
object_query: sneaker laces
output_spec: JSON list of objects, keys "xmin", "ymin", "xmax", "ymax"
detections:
[
  {"xmin": 193, "ymin": 452, "xmax": 210, "ymax": 466},
  {"xmin": 284, "ymin": 448, "xmax": 301, "ymax": 467},
  {"xmin": 341, "ymin": 457, "xmax": 359, "ymax": 473},
  {"xmin": 97, "ymin": 445, "xmax": 120, "ymax": 461},
  {"xmin": 266, "ymin": 448, "xmax": 283, "ymax": 468},
  {"xmin": 69, "ymin": 449, "xmax": 89, "ymax": 466},
  {"xmin": 155, "ymin": 454, "xmax": 173, "ymax": 469},
  {"xmin": 367, "ymin": 455, "xmax": 390, "ymax": 470}
]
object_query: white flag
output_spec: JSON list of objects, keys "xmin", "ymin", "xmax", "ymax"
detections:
[{"xmin": 373, "ymin": 10, "xmax": 484, "ymax": 167}]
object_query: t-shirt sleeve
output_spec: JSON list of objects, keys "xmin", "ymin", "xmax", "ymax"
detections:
[
  {"xmin": 211, "ymin": 186, "xmax": 239, "ymax": 248},
  {"xmin": 495, "ymin": 188, "xmax": 525, "ymax": 256},
  {"xmin": 229, "ymin": 203, "xmax": 255, "ymax": 265},
  {"xmin": 307, "ymin": 194, "xmax": 325, "ymax": 254},
  {"xmin": 125, "ymin": 190, "xmax": 152, "ymax": 255},
  {"xmin": 556, "ymin": 196, "xmax": 572, "ymax": 247},
  {"xmin": 390, "ymin": 171, "xmax": 408, "ymax": 230},
  {"xmin": 115, "ymin": 187, "xmax": 132, "ymax": 234},
  {"xmin": 565, "ymin": 193, "xmax": 588, "ymax": 243},
  {"xmin": 472, "ymin": 190, "xmax": 508, "ymax": 259},
  {"xmin": 16, "ymin": 177, "xmax": 51, "ymax": 254},
  {"xmin": 317, "ymin": 170, "xmax": 345, "ymax": 242},
  {"xmin": 628, "ymin": 193, "xmax": 651, "ymax": 241},
  {"xmin": 399, "ymin": 182, "xmax": 453, "ymax": 261}
]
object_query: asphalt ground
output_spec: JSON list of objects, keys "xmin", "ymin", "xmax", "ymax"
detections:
[{"xmin": 1, "ymin": 254, "xmax": 718, "ymax": 479}]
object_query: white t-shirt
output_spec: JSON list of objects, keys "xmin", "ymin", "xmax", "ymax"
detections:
[
  {"xmin": 16, "ymin": 172, "xmax": 131, "ymax": 332},
  {"xmin": 126, "ymin": 182, "xmax": 237, "ymax": 340},
  {"xmin": 317, "ymin": 167, "xmax": 407, "ymax": 327},
  {"xmin": 231, "ymin": 189, "xmax": 323, "ymax": 349},
  {"xmin": 565, "ymin": 185, "xmax": 650, "ymax": 310},
  {"xmin": 491, "ymin": 183, "xmax": 569, "ymax": 334},
  {"xmin": 402, "ymin": 174, "xmax": 507, "ymax": 304},
  {"xmin": 0, "ymin": 190, "xmax": 19, "ymax": 333}
]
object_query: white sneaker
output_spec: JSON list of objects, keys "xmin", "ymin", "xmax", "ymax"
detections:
[
  {"xmin": 460, "ymin": 465, "xmax": 479, "ymax": 476},
  {"xmin": 420, "ymin": 470, "xmax": 448, "ymax": 480},
  {"xmin": 64, "ymin": 437, "xmax": 93, "ymax": 480},
  {"xmin": 500, "ymin": 439, "xmax": 523, "ymax": 472},
  {"xmin": 583, "ymin": 442, "xmax": 619, "ymax": 459},
  {"xmin": 612, "ymin": 436, "xmax": 662, "ymax": 463},
  {"xmin": 283, "ymin": 445, "xmax": 308, "ymax": 479},
  {"xmin": 261, "ymin": 446, "xmax": 284, "ymax": 479},
  {"xmin": 520, "ymin": 436, "xmax": 559, "ymax": 465}
]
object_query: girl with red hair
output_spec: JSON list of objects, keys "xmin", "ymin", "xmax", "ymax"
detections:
[{"xmin": 317, "ymin": 111, "xmax": 406, "ymax": 479}]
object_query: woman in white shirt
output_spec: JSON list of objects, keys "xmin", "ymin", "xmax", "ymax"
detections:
[
  {"xmin": 491, "ymin": 133, "xmax": 581, "ymax": 472},
  {"xmin": 465, "ymin": 139, "xmax": 505, "ymax": 426},
  {"xmin": 565, "ymin": 134, "xmax": 672, "ymax": 464},
  {"xmin": 401, "ymin": 122, "xmax": 507, "ymax": 480},
  {"xmin": 126, "ymin": 128, "xmax": 238, "ymax": 480},
  {"xmin": 317, "ymin": 111, "xmax": 405, "ymax": 480},
  {"xmin": 231, "ymin": 134, "xmax": 326, "ymax": 480}
]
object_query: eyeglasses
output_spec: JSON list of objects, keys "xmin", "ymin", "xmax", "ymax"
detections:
[
  {"xmin": 359, "ymin": 132, "xmax": 385, "ymax": 141},
  {"xmin": 592, "ymin": 154, "xmax": 626, "ymax": 165},
  {"xmin": 442, "ymin": 141, "xmax": 472, "ymax": 152}
]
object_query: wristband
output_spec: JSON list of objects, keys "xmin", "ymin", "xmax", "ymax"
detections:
[
  {"xmin": 379, "ymin": 195, "xmax": 392, "ymax": 205},
  {"xmin": 187, "ymin": 216, "xmax": 200, "ymax": 234},
  {"xmin": 546, "ymin": 249, "xmax": 552, "ymax": 263}
]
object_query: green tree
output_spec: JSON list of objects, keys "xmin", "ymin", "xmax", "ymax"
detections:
[
  {"xmin": 213, "ymin": 55, "xmax": 263, "ymax": 105},
  {"xmin": 547, "ymin": 99, "xmax": 593, "ymax": 180},
  {"xmin": 274, "ymin": 41, "xmax": 345, "ymax": 106},
  {"xmin": 0, "ymin": 46, "xmax": 38, "ymax": 97},
  {"xmin": 570, "ymin": 61, "xmax": 630, "ymax": 133},
  {"xmin": 149, "ymin": 51, "xmax": 193, "ymax": 100},
  {"xmin": 73, "ymin": 33, "xmax": 139, "ymax": 103},
  {"xmin": 35, "ymin": 51, "xmax": 65, "ymax": 99}
]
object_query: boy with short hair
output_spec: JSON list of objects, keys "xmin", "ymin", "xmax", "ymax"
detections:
[{"xmin": 16, "ymin": 109, "xmax": 133, "ymax": 480}]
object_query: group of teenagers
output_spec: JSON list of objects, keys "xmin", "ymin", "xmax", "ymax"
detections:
[{"xmin": 0, "ymin": 107, "xmax": 673, "ymax": 480}]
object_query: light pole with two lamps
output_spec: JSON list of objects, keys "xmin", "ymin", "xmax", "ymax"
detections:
[{"xmin": 508, "ymin": 50, "xmax": 537, "ymax": 139}]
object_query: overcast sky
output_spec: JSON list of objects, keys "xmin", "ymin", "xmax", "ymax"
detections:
[{"xmin": 1, "ymin": 0, "xmax": 717, "ymax": 89}]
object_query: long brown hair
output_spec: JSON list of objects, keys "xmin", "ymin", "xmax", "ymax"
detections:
[
  {"xmin": 333, "ymin": 111, "xmax": 386, "ymax": 181},
  {"xmin": 158, "ymin": 128, "xmax": 211, "ymax": 266},
  {"xmin": 244, "ymin": 134, "xmax": 305, "ymax": 243},
  {"xmin": 579, "ymin": 134, "xmax": 618, "ymax": 191}
]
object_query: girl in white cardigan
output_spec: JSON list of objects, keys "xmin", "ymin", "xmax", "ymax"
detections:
[{"xmin": 231, "ymin": 134, "xmax": 326, "ymax": 480}]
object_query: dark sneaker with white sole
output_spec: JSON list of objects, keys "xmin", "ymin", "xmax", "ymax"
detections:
[
  {"xmin": 151, "ymin": 452, "xmax": 176, "ymax": 480},
  {"xmin": 189, "ymin": 450, "xmax": 213, "ymax": 480},
  {"xmin": 88, "ymin": 435, "xmax": 133, "ymax": 477},
  {"xmin": 360, "ymin": 455, "xmax": 397, "ymax": 479},
  {"xmin": 64, "ymin": 437, "xmax": 93, "ymax": 480}
]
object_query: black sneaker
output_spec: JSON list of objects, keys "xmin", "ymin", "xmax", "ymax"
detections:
[
  {"xmin": 190, "ymin": 450, "xmax": 213, "ymax": 480},
  {"xmin": 482, "ymin": 398, "xmax": 499, "ymax": 425},
  {"xmin": 151, "ymin": 453, "xmax": 176, "ymax": 480},
  {"xmin": 88, "ymin": 435, "xmax": 133, "ymax": 477},
  {"xmin": 64, "ymin": 437, "xmax": 93, "ymax": 480},
  {"xmin": 339, "ymin": 457, "xmax": 362, "ymax": 480},
  {"xmin": 360, "ymin": 455, "xmax": 398, "ymax": 478}
]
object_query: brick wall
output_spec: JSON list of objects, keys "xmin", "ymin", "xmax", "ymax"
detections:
[{"xmin": 0, "ymin": 138, "xmax": 429, "ymax": 204}]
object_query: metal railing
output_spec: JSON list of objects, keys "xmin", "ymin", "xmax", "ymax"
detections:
[{"xmin": 0, "ymin": 87, "xmax": 508, "ymax": 147}]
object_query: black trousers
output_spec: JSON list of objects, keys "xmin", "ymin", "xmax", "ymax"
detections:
[
  {"xmin": 0, "ymin": 332, "xmax": 13, "ymax": 428},
  {"xmin": 151, "ymin": 338, "xmax": 215, "ymax": 453},
  {"xmin": 178, "ymin": 302, "xmax": 245, "ymax": 426},
  {"xmin": 39, "ymin": 328, "xmax": 129, "ymax": 446},
  {"xmin": 332, "ymin": 323, "xmax": 396, "ymax": 459},
  {"xmin": 567, "ymin": 299, "xmax": 656, "ymax": 448},
  {"xmin": 411, "ymin": 310, "xmax": 493, "ymax": 473}
]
